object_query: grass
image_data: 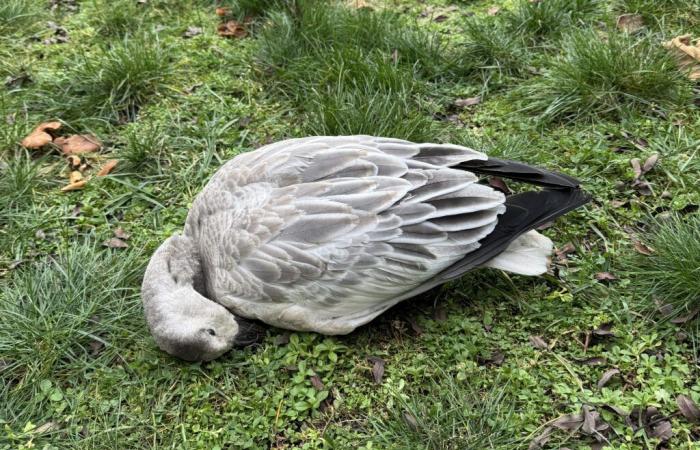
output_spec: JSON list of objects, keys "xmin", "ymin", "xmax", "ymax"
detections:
[
  {"xmin": 370, "ymin": 371, "xmax": 516, "ymax": 449},
  {"xmin": 0, "ymin": 0, "xmax": 40, "ymax": 35},
  {"xmin": 1, "ymin": 0, "xmax": 700, "ymax": 448},
  {"xmin": 39, "ymin": 36, "xmax": 172, "ymax": 124},
  {"xmin": 519, "ymin": 29, "xmax": 691, "ymax": 123},
  {"xmin": 505, "ymin": 0, "xmax": 603, "ymax": 44},
  {"xmin": 625, "ymin": 213, "xmax": 700, "ymax": 318}
]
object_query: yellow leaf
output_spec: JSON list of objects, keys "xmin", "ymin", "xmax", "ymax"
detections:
[{"xmin": 664, "ymin": 34, "xmax": 700, "ymax": 80}]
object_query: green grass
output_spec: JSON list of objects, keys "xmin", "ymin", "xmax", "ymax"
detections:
[
  {"xmin": 370, "ymin": 371, "xmax": 516, "ymax": 449},
  {"xmin": 39, "ymin": 36, "xmax": 172, "ymax": 124},
  {"xmin": 0, "ymin": 0, "xmax": 41, "ymax": 35},
  {"xmin": 505, "ymin": 0, "xmax": 603, "ymax": 43},
  {"xmin": 519, "ymin": 29, "xmax": 691, "ymax": 123},
  {"xmin": 1, "ymin": 0, "xmax": 700, "ymax": 448},
  {"xmin": 625, "ymin": 213, "xmax": 700, "ymax": 318}
]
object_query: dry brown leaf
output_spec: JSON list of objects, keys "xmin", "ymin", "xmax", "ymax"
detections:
[
  {"xmin": 61, "ymin": 180, "xmax": 87, "ymax": 192},
  {"xmin": 676, "ymin": 395, "xmax": 700, "ymax": 423},
  {"xmin": 68, "ymin": 170, "xmax": 83, "ymax": 184},
  {"xmin": 642, "ymin": 153, "xmax": 659, "ymax": 173},
  {"xmin": 597, "ymin": 368, "xmax": 620, "ymax": 388},
  {"xmin": 215, "ymin": 7, "xmax": 230, "ymax": 16},
  {"xmin": 664, "ymin": 34, "xmax": 700, "ymax": 80},
  {"xmin": 529, "ymin": 335, "xmax": 548, "ymax": 350},
  {"xmin": 113, "ymin": 227, "xmax": 130, "ymax": 240},
  {"xmin": 217, "ymin": 20, "xmax": 247, "ymax": 38},
  {"xmin": 595, "ymin": 272, "xmax": 618, "ymax": 282},
  {"xmin": 310, "ymin": 375, "xmax": 325, "ymax": 391},
  {"xmin": 67, "ymin": 154, "xmax": 81, "ymax": 170},
  {"xmin": 670, "ymin": 307, "xmax": 700, "ymax": 324},
  {"xmin": 21, "ymin": 121, "xmax": 62, "ymax": 149},
  {"xmin": 630, "ymin": 158, "xmax": 642, "ymax": 180},
  {"xmin": 403, "ymin": 412, "xmax": 419, "ymax": 431},
  {"xmin": 616, "ymin": 14, "xmax": 644, "ymax": 33},
  {"xmin": 367, "ymin": 356, "xmax": 385, "ymax": 384},
  {"xmin": 103, "ymin": 237, "xmax": 128, "ymax": 248},
  {"xmin": 454, "ymin": 96, "xmax": 481, "ymax": 108},
  {"xmin": 488, "ymin": 177, "xmax": 511, "ymax": 195},
  {"xmin": 96, "ymin": 159, "xmax": 118, "ymax": 176},
  {"xmin": 633, "ymin": 240, "xmax": 653, "ymax": 255},
  {"xmin": 487, "ymin": 6, "xmax": 500, "ymax": 15},
  {"xmin": 55, "ymin": 134, "xmax": 101, "ymax": 154}
]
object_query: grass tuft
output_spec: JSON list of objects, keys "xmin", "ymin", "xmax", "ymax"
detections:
[
  {"xmin": 40, "ymin": 36, "xmax": 172, "ymax": 123},
  {"xmin": 625, "ymin": 214, "xmax": 700, "ymax": 318},
  {"xmin": 0, "ymin": 0, "xmax": 40, "ymax": 35},
  {"xmin": 518, "ymin": 30, "xmax": 690, "ymax": 122},
  {"xmin": 86, "ymin": 0, "xmax": 147, "ymax": 37},
  {"xmin": 457, "ymin": 17, "xmax": 530, "ymax": 78},
  {"xmin": 370, "ymin": 371, "xmax": 515, "ymax": 449},
  {"xmin": 505, "ymin": 0, "xmax": 602, "ymax": 43},
  {"xmin": 0, "ymin": 245, "xmax": 144, "ymax": 408}
]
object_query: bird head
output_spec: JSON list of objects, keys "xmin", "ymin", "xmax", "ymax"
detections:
[
  {"xmin": 141, "ymin": 235, "xmax": 265, "ymax": 361},
  {"xmin": 147, "ymin": 286, "xmax": 239, "ymax": 361}
]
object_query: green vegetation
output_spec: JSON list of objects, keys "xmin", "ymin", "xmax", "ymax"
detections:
[{"xmin": 1, "ymin": 0, "xmax": 699, "ymax": 448}]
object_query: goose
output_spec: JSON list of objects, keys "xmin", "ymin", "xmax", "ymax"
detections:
[{"xmin": 141, "ymin": 136, "xmax": 589, "ymax": 361}]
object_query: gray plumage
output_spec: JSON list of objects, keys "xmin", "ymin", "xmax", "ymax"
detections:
[{"xmin": 142, "ymin": 135, "xmax": 587, "ymax": 361}]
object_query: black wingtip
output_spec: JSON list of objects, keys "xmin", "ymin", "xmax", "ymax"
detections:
[{"xmin": 456, "ymin": 157, "xmax": 582, "ymax": 190}]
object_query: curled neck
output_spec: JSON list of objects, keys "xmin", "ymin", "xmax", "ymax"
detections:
[{"xmin": 141, "ymin": 234, "xmax": 206, "ymax": 322}]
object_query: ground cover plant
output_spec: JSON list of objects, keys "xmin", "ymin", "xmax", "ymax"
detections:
[{"xmin": 1, "ymin": 0, "xmax": 699, "ymax": 449}]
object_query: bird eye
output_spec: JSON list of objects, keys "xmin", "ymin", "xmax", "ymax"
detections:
[{"xmin": 206, "ymin": 328, "xmax": 216, "ymax": 336}]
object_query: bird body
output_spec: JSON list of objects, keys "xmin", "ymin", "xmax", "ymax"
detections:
[{"xmin": 142, "ymin": 136, "xmax": 589, "ymax": 361}]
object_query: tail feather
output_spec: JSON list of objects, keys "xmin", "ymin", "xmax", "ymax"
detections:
[
  {"xmin": 481, "ymin": 230, "xmax": 553, "ymax": 275},
  {"xmin": 437, "ymin": 177, "xmax": 590, "ymax": 281}
]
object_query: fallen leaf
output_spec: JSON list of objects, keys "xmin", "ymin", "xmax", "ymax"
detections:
[
  {"xmin": 595, "ymin": 272, "xmax": 617, "ymax": 282},
  {"xmin": 529, "ymin": 335, "xmax": 548, "ymax": 350},
  {"xmin": 555, "ymin": 242, "xmax": 576, "ymax": 261},
  {"xmin": 310, "ymin": 375, "xmax": 325, "ymax": 391},
  {"xmin": 592, "ymin": 323, "xmax": 615, "ymax": 337},
  {"xmin": 552, "ymin": 413, "xmax": 583, "ymax": 432},
  {"xmin": 663, "ymin": 34, "xmax": 700, "ymax": 80},
  {"xmin": 403, "ymin": 411, "xmax": 419, "ymax": 431},
  {"xmin": 61, "ymin": 180, "xmax": 87, "ymax": 192},
  {"xmin": 4, "ymin": 72, "xmax": 32, "ymax": 89},
  {"xmin": 478, "ymin": 350, "xmax": 505, "ymax": 366},
  {"xmin": 611, "ymin": 199, "xmax": 628, "ymax": 208},
  {"xmin": 488, "ymin": 177, "xmax": 511, "ymax": 195},
  {"xmin": 21, "ymin": 121, "xmax": 62, "ymax": 149},
  {"xmin": 33, "ymin": 421, "xmax": 59, "ymax": 434},
  {"xmin": 487, "ymin": 6, "xmax": 500, "ymax": 15},
  {"xmin": 67, "ymin": 154, "xmax": 81, "ymax": 170},
  {"xmin": 96, "ymin": 159, "xmax": 118, "ymax": 176},
  {"xmin": 89, "ymin": 340, "xmax": 104, "ymax": 356},
  {"xmin": 348, "ymin": 0, "xmax": 371, "ymax": 9},
  {"xmin": 454, "ymin": 96, "xmax": 481, "ymax": 108},
  {"xmin": 433, "ymin": 14, "xmax": 448, "ymax": 23},
  {"xmin": 642, "ymin": 154, "xmax": 658, "ymax": 174},
  {"xmin": 616, "ymin": 14, "xmax": 644, "ymax": 33},
  {"xmin": 113, "ymin": 227, "xmax": 130, "ymax": 240},
  {"xmin": 633, "ymin": 240, "xmax": 653, "ymax": 255},
  {"xmin": 68, "ymin": 170, "xmax": 83, "ymax": 184},
  {"xmin": 632, "ymin": 180, "xmax": 652, "ymax": 196},
  {"xmin": 650, "ymin": 419, "xmax": 673, "ymax": 442},
  {"xmin": 676, "ymin": 395, "xmax": 700, "ymax": 423},
  {"xmin": 575, "ymin": 356, "xmax": 606, "ymax": 366},
  {"xmin": 183, "ymin": 26, "xmax": 203, "ymax": 38},
  {"xmin": 597, "ymin": 368, "xmax": 620, "ymax": 388},
  {"xmin": 630, "ymin": 158, "xmax": 642, "ymax": 180},
  {"xmin": 217, "ymin": 20, "xmax": 247, "ymax": 38},
  {"xmin": 367, "ymin": 356, "xmax": 385, "ymax": 384},
  {"xmin": 54, "ymin": 134, "xmax": 101, "ymax": 154},
  {"xmin": 103, "ymin": 237, "xmax": 128, "ymax": 248},
  {"xmin": 433, "ymin": 304, "xmax": 447, "ymax": 321},
  {"xmin": 215, "ymin": 7, "xmax": 230, "ymax": 16},
  {"xmin": 528, "ymin": 426, "xmax": 553, "ymax": 450},
  {"xmin": 670, "ymin": 307, "xmax": 700, "ymax": 324}
]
